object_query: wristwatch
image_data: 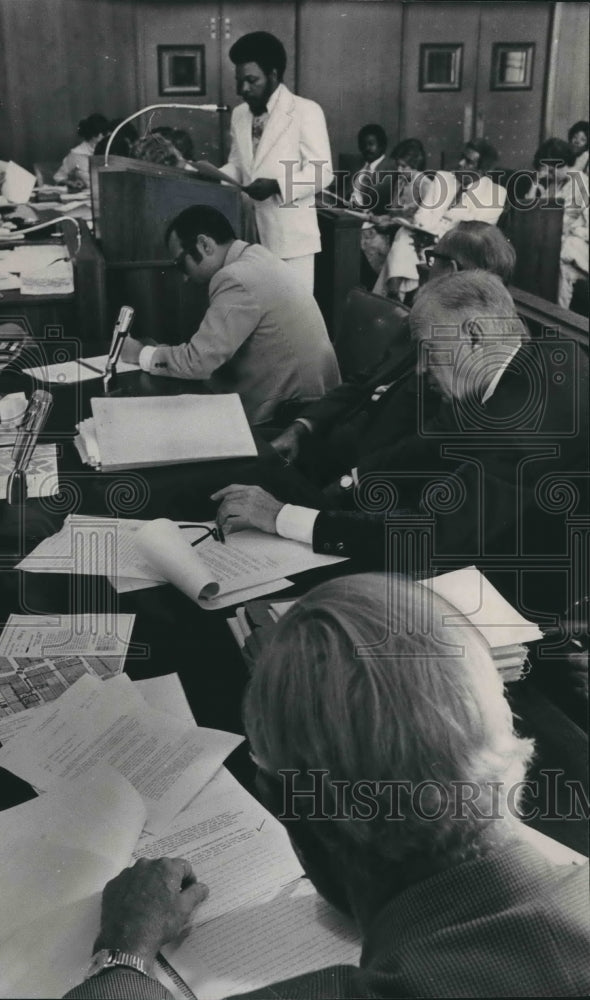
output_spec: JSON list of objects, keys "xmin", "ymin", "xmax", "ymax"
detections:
[
  {"xmin": 339, "ymin": 473, "xmax": 354, "ymax": 492},
  {"xmin": 85, "ymin": 949, "xmax": 151, "ymax": 980}
]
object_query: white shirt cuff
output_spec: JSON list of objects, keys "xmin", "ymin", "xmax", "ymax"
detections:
[
  {"xmin": 275, "ymin": 504, "xmax": 319, "ymax": 545},
  {"xmin": 139, "ymin": 345, "xmax": 157, "ymax": 372},
  {"xmin": 294, "ymin": 417, "xmax": 314, "ymax": 433}
]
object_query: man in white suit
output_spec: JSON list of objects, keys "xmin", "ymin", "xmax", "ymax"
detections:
[{"xmin": 220, "ymin": 31, "xmax": 333, "ymax": 291}]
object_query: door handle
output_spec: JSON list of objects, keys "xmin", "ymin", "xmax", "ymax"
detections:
[{"xmin": 476, "ymin": 110, "xmax": 484, "ymax": 139}]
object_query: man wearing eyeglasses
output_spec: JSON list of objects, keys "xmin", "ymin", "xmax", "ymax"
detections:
[
  {"xmin": 249, "ymin": 223, "xmax": 516, "ymax": 489},
  {"xmin": 212, "ymin": 270, "xmax": 588, "ymax": 620},
  {"xmin": 120, "ymin": 205, "xmax": 340, "ymax": 425}
]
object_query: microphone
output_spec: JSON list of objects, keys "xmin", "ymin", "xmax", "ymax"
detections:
[
  {"xmin": 103, "ymin": 305, "xmax": 135, "ymax": 391},
  {"xmin": 7, "ymin": 389, "xmax": 53, "ymax": 505}
]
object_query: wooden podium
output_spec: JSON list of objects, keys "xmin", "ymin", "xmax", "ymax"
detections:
[{"xmin": 90, "ymin": 158, "xmax": 243, "ymax": 343}]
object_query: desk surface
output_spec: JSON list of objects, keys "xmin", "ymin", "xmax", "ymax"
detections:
[{"xmin": 0, "ymin": 361, "xmax": 587, "ymax": 856}]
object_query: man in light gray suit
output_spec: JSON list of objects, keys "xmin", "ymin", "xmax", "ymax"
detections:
[{"xmin": 121, "ymin": 205, "xmax": 340, "ymax": 425}]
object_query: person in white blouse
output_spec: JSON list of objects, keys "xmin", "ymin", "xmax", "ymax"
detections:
[{"xmin": 53, "ymin": 113, "xmax": 108, "ymax": 188}]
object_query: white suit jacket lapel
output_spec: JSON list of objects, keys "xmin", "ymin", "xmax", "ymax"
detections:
[
  {"xmin": 253, "ymin": 84, "xmax": 294, "ymax": 169},
  {"xmin": 235, "ymin": 104, "xmax": 254, "ymax": 168}
]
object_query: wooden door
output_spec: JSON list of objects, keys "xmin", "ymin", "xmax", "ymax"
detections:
[
  {"xmin": 136, "ymin": 2, "xmax": 224, "ymax": 164},
  {"xmin": 476, "ymin": 3, "xmax": 552, "ymax": 169},
  {"xmin": 400, "ymin": 2, "xmax": 480, "ymax": 171},
  {"xmin": 297, "ymin": 0, "xmax": 404, "ymax": 164}
]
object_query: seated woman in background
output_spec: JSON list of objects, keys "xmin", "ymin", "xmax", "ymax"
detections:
[
  {"xmin": 568, "ymin": 120, "xmax": 589, "ymax": 175},
  {"xmin": 527, "ymin": 137, "xmax": 589, "ymax": 310},
  {"xmin": 360, "ymin": 138, "xmax": 429, "ymax": 285},
  {"xmin": 372, "ymin": 138, "xmax": 506, "ymax": 301},
  {"xmin": 53, "ymin": 113, "xmax": 108, "ymax": 188}
]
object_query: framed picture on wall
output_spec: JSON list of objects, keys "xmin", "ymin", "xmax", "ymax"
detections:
[
  {"xmin": 491, "ymin": 43, "xmax": 534, "ymax": 91},
  {"xmin": 158, "ymin": 45, "xmax": 206, "ymax": 96},
  {"xmin": 419, "ymin": 44, "xmax": 463, "ymax": 92}
]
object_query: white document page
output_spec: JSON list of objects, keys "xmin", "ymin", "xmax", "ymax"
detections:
[
  {"xmin": 0, "ymin": 767, "xmax": 146, "ymax": 1000},
  {"xmin": 421, "ymin": 566, "xmax": 543, "ymax": 647},
  {"xmin": 90, "ymin": 393, "xmax": 258, "ymax": 470},
  {"xmin": 134, "ymin": 673, "xmax": 195, "ymax": 728},
  {"xmin": 164, "ymin": 878, "xmax": 361, "ymax": 1000},
  {"xmin": 16, "ymin": 514, "xmax": 158, "ymax": 578},
  {"xmin": 0, "ymin": 674, "xmax": 243, "ymax": 832},
  {"xmin": 23, "ymin": 355, "xmax": 140, "ymax": 383},
  {"xmin": 135, "ymin": 768, "xmax": 303, "ymax": 927},
  {"xmin": 0, "ymin": 612, "xmax": 134, "ymax": 658},
  {"xmin": 134, "ymin": 519, "xmax": 347, "ymax": 608}
]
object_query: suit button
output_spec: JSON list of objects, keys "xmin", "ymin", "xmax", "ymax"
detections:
[
  {"xmin": 336, "ymin": 542, "xmax": 345, "ymax": 552},
  {"xmin": 323, "ymin": 542, "xmax": 332, "ymax": 552}
]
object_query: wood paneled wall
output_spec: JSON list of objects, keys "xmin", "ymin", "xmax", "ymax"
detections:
[
  {"xmin": 0, "ymin": 0, "xmax": 139, "ymax": 167},
  {"xmin": 296, "ymin": 0, "xmax": 402, "ymax": 163},
  {"xmin": 0, "ymin": 0, "xmax": 587, "ymax": 173},
  {"xmin": 545, "ymin": 2, "xmax": 589, "ymax": 138}
]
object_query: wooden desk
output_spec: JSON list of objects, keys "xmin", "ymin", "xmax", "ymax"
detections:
[
  {"xmin": 0, "ymin": 363, "xmax": 587, "ymax": 856},
  {"xmin": 0, "ymin": 221, "xmax": 107, "ymax": 343}
]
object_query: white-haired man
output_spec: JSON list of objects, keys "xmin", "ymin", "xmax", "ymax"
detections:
[
  {"xmin": 211, "ymin": 272, "xmax": 588, "ymax": 609},
  {"xmin": 65, "ymin": 575, "xmax": 589, "ymax": 998}
]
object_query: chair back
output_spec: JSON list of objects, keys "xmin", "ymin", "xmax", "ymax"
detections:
[{"xmin": 334, "ymin": 287, "xmax": 412, "ymax": 380}]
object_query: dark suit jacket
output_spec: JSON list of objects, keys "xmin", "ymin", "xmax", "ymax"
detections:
[
  {"xmin": 310, "ymin": 339, "xmax": 589, "ymax": 609},
  {"xmin": 296, "ymin": 326, "xmax": 431, "ymax": 485},
  {"xmin": 64, "ymin": 840, "xmax": 590, "ymax": 999}
]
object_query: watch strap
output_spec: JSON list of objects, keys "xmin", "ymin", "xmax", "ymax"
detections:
[{"xmin": 85, "ymin": 948, "xmax": 151, "ymax": 980}]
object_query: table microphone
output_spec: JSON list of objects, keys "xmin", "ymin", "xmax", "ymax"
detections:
[
  {"xmin": 6, "ymin": 389, "xmax": 53, "ymax": 505},
  {"xmin": 103, "ymin": 305, "xmax": 135, "ymax": 392}
]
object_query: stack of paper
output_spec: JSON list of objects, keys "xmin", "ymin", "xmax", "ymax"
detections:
[
  {"xmin": 18, "ymin": 514, "xmax": 348, "ymax": 610},
  {"xmin": 0, "ymin": 243, "xmax": 74, "ymax": 295},
  {"xmin": 229, "ymin": 566, "xmax": 543, "ymax": 682},
  {"xmin": 73, "ymin": 393, "xmax": 258, "ymax": 472},
  {"xmin": 423, "ymin": 566, "xmax": 543, "ymax": 681}
]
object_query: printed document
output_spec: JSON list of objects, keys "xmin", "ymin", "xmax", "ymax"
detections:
[
  {"xmin": 0, "ymin": 674, "xmax": 242, "ymax": 832},
  {"xmin": 135, "ymin": 767, "xmax": 303, "ymax": 926}
]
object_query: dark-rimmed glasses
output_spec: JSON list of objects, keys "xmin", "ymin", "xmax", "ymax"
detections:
[{"xmin": 179, "ymin": 523, "xmax": 221, "ymax": 547}]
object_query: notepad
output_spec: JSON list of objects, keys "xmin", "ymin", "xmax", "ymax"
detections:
[{"xmin": 84, "ymin": 394, "xmax": 257, "ymax": 471}]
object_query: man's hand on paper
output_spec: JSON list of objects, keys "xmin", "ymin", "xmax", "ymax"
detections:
[
  {"xmin": 211, "ymin": 484, "xmax": 283, "ymax": 535},
  {"xmin": 119, "ymin": 336, "xmax": 145, "ymax": 365},
  {"xmin": 94, "ymin": 857, "xmax": 208, "ymax": 966},
  {"xmin": 270, "ymin": 421, "xmax": 310, "ymax": 464},
  {"xmin": 243, "ymin": 178, "xmax": 281, "ymax": 201}
]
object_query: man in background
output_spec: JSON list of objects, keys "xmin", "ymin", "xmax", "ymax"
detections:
[{"xmin": 219, "ymin": 31, "xmax": 333, "ymax": 291}]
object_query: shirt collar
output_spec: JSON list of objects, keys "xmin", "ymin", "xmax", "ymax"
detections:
[
  {"xmin": 251, "ymin": 83, "xmax": 282, "ymax": 118},
  {"xmin": 481, "ymin": 345, "xmax": 520, "ymax": 403},
  {"xmin": 222, "ymin": 240, "xmax": 249, "ymax": 267},
  {"xmin": 366, "ymin": 153, "xmax": 385, "ymax": 172}
]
